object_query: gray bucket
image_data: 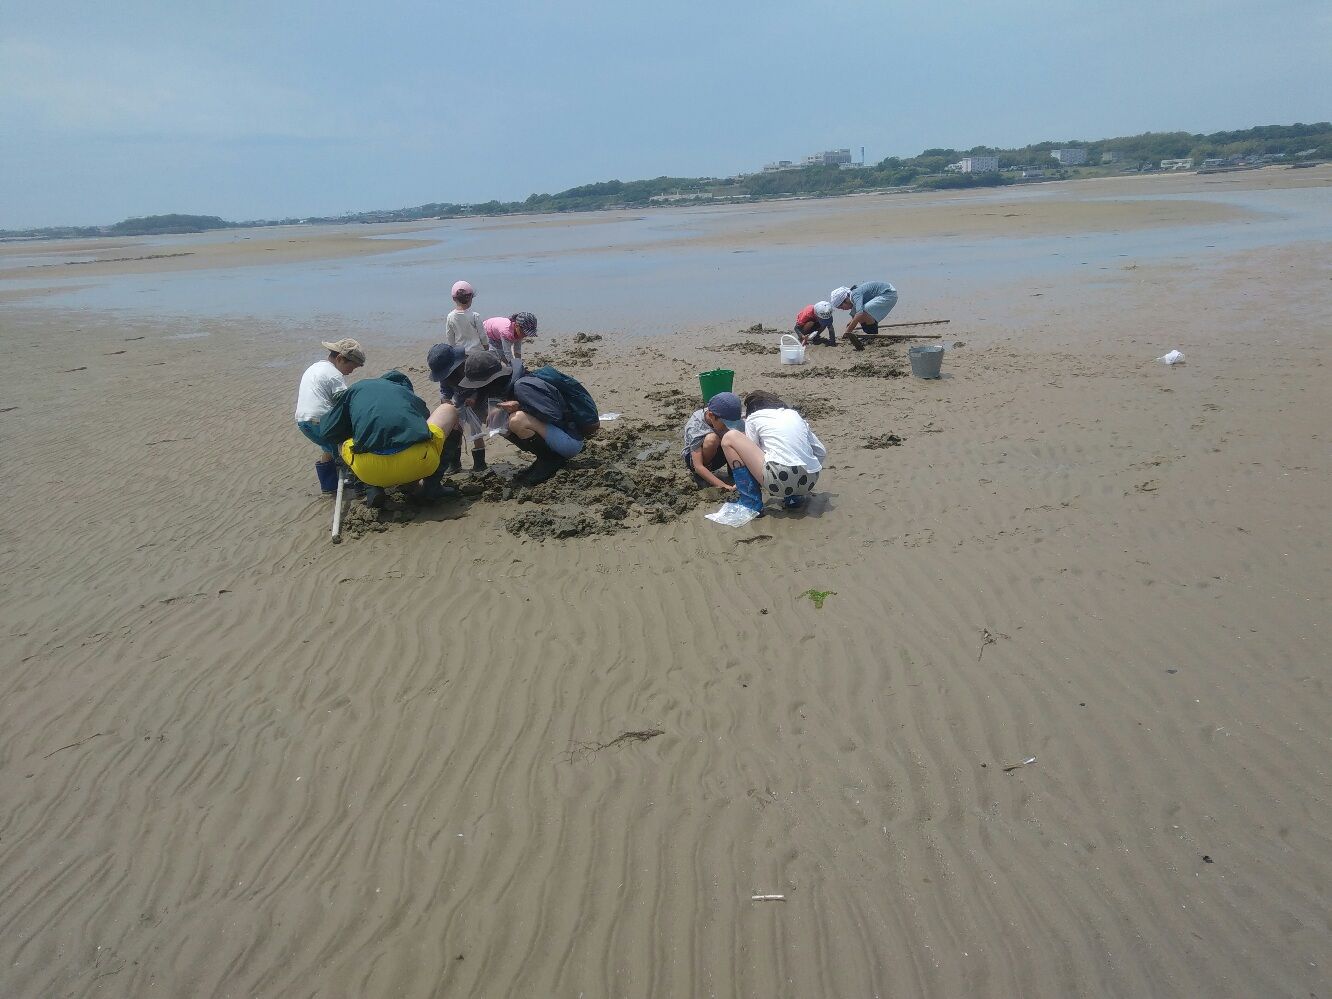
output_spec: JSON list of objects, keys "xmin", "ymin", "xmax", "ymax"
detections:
[{"xmin": 908, "ymin": 344, "xmax": 944, "ymax": 379}]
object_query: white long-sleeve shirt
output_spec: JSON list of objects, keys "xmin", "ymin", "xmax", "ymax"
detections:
[
  {"xmin": 445, "ymin": 309, "xmax": 487, "ymax": 352},
  {"xmin": 744, "ymin": 408, "xmax": 827, "ymax": 472}
]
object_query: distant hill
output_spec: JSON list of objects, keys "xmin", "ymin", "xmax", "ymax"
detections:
[
  {"xmin": 107, "ymin": 214, "xmax": 232, "ymax": 236},
  {"xmin": 3, "ymin": 121, "xmax": 1327, "ymax": 239}
]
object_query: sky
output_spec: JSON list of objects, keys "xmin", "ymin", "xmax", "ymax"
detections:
[{"xmin": 2, "ymin": 0, "xmax": 1329, "ymax": 229}]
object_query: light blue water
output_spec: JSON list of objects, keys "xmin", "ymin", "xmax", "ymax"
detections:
[{"xmin": 4, "ymin": 182, "xmax": 1328, "ymax": 344}]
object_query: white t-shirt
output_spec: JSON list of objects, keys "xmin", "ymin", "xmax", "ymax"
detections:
[
  {"xmin": 446, "ymin": 309, "xmax": 487, "ymax": 352},
  {"xmin": 744, "ymin": 408, "xmax": 827, "ymax": 472},
  {"xmin": 294, "ymin": 360, "xmax": 347, "ymax": 422}
]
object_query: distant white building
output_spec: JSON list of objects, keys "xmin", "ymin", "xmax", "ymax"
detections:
[
  {"xmin": 802, "ymin": 149, "xmax": 853, "ymax": 167},
  {"xmin": 958, "ymin": 155, "xmax": 999, "ymax": 173},
  {"xmin": 762, "ymin": 160, "xmax": 796, "ymax": 173},
  {"xmin": 1160, "ymin": 158, "xmax": 1194, "ymax": 171},
  {"xmin": 1050, "ymin": 148, "xmax": 1088, "ymax": 166}
]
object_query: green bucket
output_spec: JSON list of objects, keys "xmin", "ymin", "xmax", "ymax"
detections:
[{"xmin": 698, "ymin": 368, "xmax": 735, "ymax": 401}]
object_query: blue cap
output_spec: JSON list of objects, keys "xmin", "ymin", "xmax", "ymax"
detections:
[
  {"xmin": 706, "ymin": 391, "xmax": 742, "ymax": 422},
  {"xmin": 427, "ymin": 343, "xmax": 465, "ymax": 383}
]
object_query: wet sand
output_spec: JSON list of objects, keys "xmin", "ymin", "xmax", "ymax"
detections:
[
  {"xmin": 0, "ymin": 172, "xmax": 1329, "ymax": 997},
  {"xmin": 0, "ymin": 226, "xmax": 437, "ymax": 282}
]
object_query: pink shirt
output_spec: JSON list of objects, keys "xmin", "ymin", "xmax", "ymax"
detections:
[{"xmin": 484, "ymin": 316, "xmax": 519, "ymax": 343}]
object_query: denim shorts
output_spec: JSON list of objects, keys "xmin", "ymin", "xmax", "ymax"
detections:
[
  {"xmin": 297, "ymin": 420, "xmax": 331, "ymax": 451},
  {"xmin": 544, "ymin": 423, "xmax": 585, "ymax": 459},
  {"xmin": 863, "ymin": 291, "xmax": 899, "ymax": 323}
]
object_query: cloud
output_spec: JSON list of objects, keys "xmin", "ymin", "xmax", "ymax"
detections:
[{"xmin": 0, "ymin": 37, "xmax": 359, "ymax": 141}]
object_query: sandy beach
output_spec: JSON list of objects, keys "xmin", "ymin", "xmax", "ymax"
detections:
[{"xmin": 1, "ymin": 171, "xmax": 1328, "ymax": 997}]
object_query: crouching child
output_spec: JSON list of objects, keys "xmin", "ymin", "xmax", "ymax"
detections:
[
  {"xmin": 683, "ymin": 392, "xmax": 744, "ymax": 491},
  {"xmin": 720, "ymin": 390, "xmax": 826, "ymax": 510}
]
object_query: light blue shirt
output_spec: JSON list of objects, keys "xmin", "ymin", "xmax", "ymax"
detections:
[{"xmin": 851, "ymin": 281, "xmax": 896, "ymax": 314}]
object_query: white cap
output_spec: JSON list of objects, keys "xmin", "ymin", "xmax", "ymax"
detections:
[
  {"xmin": 814, "ymin": 300, "xmax": 833, "ymax": 320},
  {"xmin": 830, "ymin": 286, "xmax": 852, "ymax": 308}
]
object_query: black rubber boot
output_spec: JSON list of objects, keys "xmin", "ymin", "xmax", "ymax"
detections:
[
  {"xmin": 419, "ymin": 463, "xmax": 458, "ymax": 502},
  {"xmin": 441, "ymin": 429, "xmax": 463, "ymax": 474},
  {"xmin": 471, "ymin": 448, "xmax": 487, "ymax": 472},
  {"xmin": 846, "ymin": 330, "xmax": 864, "ymax": 351},
  {"xmin": 511, "ymin": 434, "xmax": 566, "ymax": 486},
  {"xmin": 363, "ymin": 486, "xmax": 387, "ymax": 509}
]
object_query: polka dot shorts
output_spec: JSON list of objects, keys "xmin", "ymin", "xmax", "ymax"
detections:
[{"xmin": 762, "ymin": 462, "xmax": 818, "ymax": 500}]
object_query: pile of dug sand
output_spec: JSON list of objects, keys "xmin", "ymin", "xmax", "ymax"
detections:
[{"xmin": 337, "ymin": 408, "xmax": 722, "ymax": 543}]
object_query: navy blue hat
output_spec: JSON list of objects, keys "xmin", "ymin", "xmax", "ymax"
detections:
[
  {"xmin": 427, "ymin": 343, "xmax": 465, "ymax": 383},
  {"xmin": 706, "ymin": 391, "xmax": 744, "ymax": 429}
]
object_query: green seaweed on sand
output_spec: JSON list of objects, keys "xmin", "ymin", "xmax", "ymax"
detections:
[{"xmin": 801, "ymin": 589, "xmax": 836, "ymax": 609}]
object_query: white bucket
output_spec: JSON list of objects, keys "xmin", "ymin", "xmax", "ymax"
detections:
[{"xmin": 779, "ymin": 334, "xmax": 806, "ymax": 365}]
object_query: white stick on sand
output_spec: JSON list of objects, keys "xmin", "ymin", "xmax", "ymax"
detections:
[
  {"xmin": 750, "ymin": 894, "xmax": 786, "ymax": 902},
  {"xmin": 330, "ymin": 471, "xmax": 345, "ymax": 544}
]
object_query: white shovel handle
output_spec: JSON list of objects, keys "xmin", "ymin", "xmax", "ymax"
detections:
[{"xmin": 330, "ymin": 472, "xmax": 345, "ymax": 543}]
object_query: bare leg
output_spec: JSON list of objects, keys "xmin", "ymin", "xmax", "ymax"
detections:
[
  {"xmin": 720, "ymin": 428, "xmax": 766, "ymax": 483},
  {"xmin": 507, "ymin": 410, "xmax": 548, "ymax": 441},
  {"xmin": 428, "ymin": 402, "xmax": 460, "ymax": 434},
  {"xmin": 697, "ymin": 432, "xmax": 723, "ymax": 470}
]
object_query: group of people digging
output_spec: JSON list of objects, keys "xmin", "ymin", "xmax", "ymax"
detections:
[
  {"xmin": 793, "ymin": 279, "xmax": 898, "ymax": 350},
  {"xmin": 292, "ymin": 281, "xmax": 599, "ymax": 508},
  {"xmin": 293, "ymin": 276, "xmax": 857, "ymax": 517}
]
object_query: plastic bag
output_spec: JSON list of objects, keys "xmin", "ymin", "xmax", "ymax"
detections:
[
  {"xmin": 486, "ymin": 399, "xmax": 510, "ymax": 438},
  {"xmin": 705, "ymin": 502, "xmax": 762, "ymax": 527},
  {"xmin": 1157, "ymin": 349, "xmax": 1185, "ymax": 365},
  {"xmin": 599, "ymin": 412, "xmax": 621, "ymax": 422},
  {"xmin": 459, "ymin": 406, "xmax": 485, "ymax": 443}
]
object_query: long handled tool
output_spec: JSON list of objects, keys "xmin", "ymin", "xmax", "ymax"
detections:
[
  {"xmin": 330, "ymin": 471, "xmax": 345, "ymax": 544},
  {"xmin": 876, "ymin": 319, "xmax": 951, "ymax": 332}
]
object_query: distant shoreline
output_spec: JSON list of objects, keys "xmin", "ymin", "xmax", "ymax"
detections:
[{"xmin": 5, "ymin": 119, "xmax": 1326, "ymax": 239}]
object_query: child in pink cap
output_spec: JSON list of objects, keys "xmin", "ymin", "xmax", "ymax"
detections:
[{"xmin": 445, "ymin": 280, "xmax": 486, "ymax": 353}]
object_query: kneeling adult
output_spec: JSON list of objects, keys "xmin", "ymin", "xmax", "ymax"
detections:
[
  {"xmin": 318, "ymin": 370, "xmax": 451, "ymax": 506},
  {"xmin": 438, "ymin": 351, "xmax": 599, "ymax": 486}
]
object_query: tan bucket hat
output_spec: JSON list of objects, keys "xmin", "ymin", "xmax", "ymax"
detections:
[{"xmin": 321, "ymin": 338, "xmax": 365, "ymax": 365}]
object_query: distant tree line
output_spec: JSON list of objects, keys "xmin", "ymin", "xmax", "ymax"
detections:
[{"xmin": 3, "ymin": 122, "xmax": 1327, "ymax": 239}]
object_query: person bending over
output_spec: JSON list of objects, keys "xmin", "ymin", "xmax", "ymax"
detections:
[
  {"xmin": 427, "ymin": 343, "xmax": 500, "ymax": 474},
  {"xmin": 794, "ymin": 301, "xmax": 836, "ymax": 347},
  {"xmin": 483, "ymin": 312, "xmax": 538, "ymax": 363},
  {"xmin": 294, "ymin": 338, "xmax": 364, "ymax": 493},
  {"xmin": 682, "ymin": 392, "xmax": 745, "ymax": 490},
  {"xmin": 718, "ymin": 390, "xmax": 826, "ymax": 509},
  {"xmin": 830, "ymin": 281, "xmax": 898, "ymax": 350},
  {"xmin": 430, "ymin": 351, "xmax": 599, "ymax": 487},
  {"xmin": 318, "ymin": 370, "xmax": 454, "ymax": 507}
]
